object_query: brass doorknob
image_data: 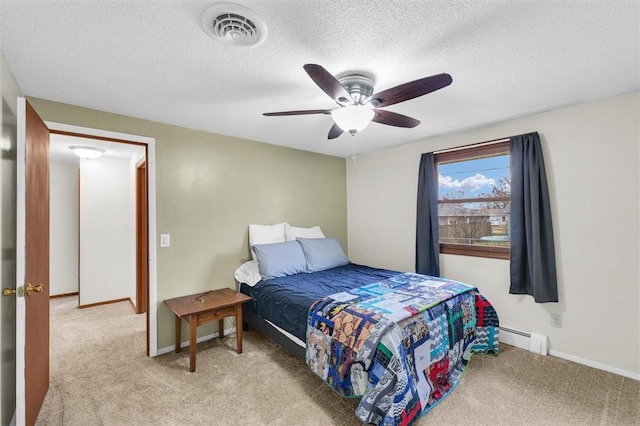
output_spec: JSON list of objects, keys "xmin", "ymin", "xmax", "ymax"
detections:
[
  {"xmin": 24, "ymin": 283, "xmax": 43, "ymax": 296},
  {"xmin": 2, "ymin": 288, "xmax": 16, "ymax": 297}
]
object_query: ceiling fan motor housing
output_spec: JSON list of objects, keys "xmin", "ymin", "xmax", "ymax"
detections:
[{"xmin": 338, "ymin": 74, "xmax": 375, "ymax": 105}]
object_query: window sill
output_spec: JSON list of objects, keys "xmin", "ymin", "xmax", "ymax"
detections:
[{"xmin": 440, "ymin": 243, "xmax": 509, "ymax": 260}]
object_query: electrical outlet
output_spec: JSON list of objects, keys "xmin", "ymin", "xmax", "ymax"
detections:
[{"xmin": 550, "ymin": 314, "xmax": 561, "ymax": 328}]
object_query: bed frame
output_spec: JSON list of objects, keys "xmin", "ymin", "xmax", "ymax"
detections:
[{"xmin": 242, "ymin": 303, "xmax": 306, "ymax": 360}]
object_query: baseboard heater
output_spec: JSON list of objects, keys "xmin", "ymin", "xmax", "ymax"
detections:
[{"xmin": 499, "ymin": 326, "xmax": 548, "ymax": 356}]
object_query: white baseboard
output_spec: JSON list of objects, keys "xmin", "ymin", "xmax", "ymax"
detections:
[
  {"xmin": 499, "ymin": 325, "xmax": 639, "ymax": 381},
  {"xmin": 157, "ymin": 326, "xmax": 237, "ymax": 356},
  {"xmin": 548, "ymin": 349, "xmax": 640, "ymax": 381}
]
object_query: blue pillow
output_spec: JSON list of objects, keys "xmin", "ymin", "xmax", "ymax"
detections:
[
  {"xmin": 297, "ymin": 237, "xmax": 349, "ymax": 272},
  {"xmin": 251, "ymin": 241, "xmax": 307, "ymax": 279}
]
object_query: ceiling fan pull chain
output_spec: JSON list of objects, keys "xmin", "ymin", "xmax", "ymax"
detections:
[{"xmin": 351, "ymin": 138, "xmax": 358, "ymax": 174}]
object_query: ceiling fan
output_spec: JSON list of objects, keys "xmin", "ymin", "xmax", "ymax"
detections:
[{"xmin": 263, "ymin": 64, "xmax": 452, "ymax": 139}]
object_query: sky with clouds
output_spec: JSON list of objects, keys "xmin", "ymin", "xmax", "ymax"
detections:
[{"xmin": 438, "ymin": 154, "xmax": 509, "ymax": 199}]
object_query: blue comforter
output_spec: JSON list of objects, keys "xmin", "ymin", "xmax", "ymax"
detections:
[{"xmin": 241, "ymin": 263, "xmax": 398, "ymax": 341}]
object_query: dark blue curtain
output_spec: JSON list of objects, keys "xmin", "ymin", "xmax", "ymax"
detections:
[
  {"xmin": 415, "ymin": 152, "xmax": 440, "ymax": 277},
  {"xmin": 510, "ymin": 132, "xmax": 558, "ymax": 302}
]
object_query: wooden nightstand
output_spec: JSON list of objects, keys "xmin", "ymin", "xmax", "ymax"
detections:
[{"xmin": 163, "ymin": 288, "xmax": 252, "ymax": 372}]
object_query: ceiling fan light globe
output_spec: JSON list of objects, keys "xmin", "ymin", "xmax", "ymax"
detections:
[{"xmin": 331, "ymin": 105, "xmax": 374, "ymax": 134}]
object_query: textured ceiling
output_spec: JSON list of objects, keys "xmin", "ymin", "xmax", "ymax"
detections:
[{"xmin": 2, "ymin": 1, "xmax": 638, "ymax": 158}]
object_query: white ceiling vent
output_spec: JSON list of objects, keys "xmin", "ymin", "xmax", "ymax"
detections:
[{"xmin": 201, "ymin": 3, "xmax": 267, "ymax": 48}]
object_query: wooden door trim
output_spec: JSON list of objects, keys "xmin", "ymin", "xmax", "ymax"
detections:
[
  {"xmin": 49, "ymin": 129, "xmax": 148, "ymax": 146},
  {"xmin": 135, "ymin": 156, "xmax": 148, "ymax": 316},
  {"xmin": 49, "ymin": 292, "xmax": 79, "ymax": 299},
  {"xmin": 77, "ymin": 168, "xmax": 80, "ymax": 305},
  {"xmin": 79, "ymin": 297, "xmax": 131, "ymax": 309}
]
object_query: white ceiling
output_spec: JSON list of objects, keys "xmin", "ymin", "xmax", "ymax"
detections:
[{"xmin": 2, "ymin": 1, "xmax": 638, "ymax": 158}]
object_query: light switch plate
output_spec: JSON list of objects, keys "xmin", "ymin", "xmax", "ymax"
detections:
[{"xmin": 160, "ymin": 234, "xmax": 170, "ymax": 248}]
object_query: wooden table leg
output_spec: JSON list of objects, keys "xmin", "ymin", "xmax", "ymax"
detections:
[
  {"xmin": 175, "ymin": 315, "xmax": 181, "ymax": 354},
  {"xmin": 189, "ymin": 315, "xmax": 197, "ymax": 372},
  {"xmin": 218, "ymin": 319, "xmax": 224, "ymax": 339},
  {"xmin": 236, "ymin": 304, "xmax": 243, "ymax": 354}
]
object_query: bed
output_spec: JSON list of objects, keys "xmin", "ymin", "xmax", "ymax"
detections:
[{"xmin": 236, "ymin": 224, "xmax": 499, "ymax": 425}]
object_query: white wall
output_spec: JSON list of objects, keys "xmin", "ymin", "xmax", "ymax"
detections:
[
  {"xmin": 50, "ymin": 161, "xmax": 78, "ymax": 296},
  {"xmin": 79, "ymin": 156, "xmax": 136, "ymax": 306},
  {"xmin": 347, "ymin": 91, "xmax": 639, "ymax": 377}
]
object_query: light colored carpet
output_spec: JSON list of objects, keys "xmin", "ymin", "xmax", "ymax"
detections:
[{"xmin": 37, "ymin": 296, "xmax": 640, "ymax": 425}]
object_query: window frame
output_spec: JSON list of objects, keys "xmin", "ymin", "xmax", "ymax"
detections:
[{"xmin": 435, "ymin": 140, "xmax": 510, "ymax": 260}]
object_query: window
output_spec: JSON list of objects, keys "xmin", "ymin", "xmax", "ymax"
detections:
[{"xmin": 435, "ymin": 140, "xmax": 510, "ymax": 259}]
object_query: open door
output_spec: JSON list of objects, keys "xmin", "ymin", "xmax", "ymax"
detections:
[{"xmin": 15, "ymin": 98, "xmax": 50, "ymax": 425}]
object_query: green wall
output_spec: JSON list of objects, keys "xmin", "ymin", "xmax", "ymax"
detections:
[{"xmin": 29, "ymin": 97, "xmax": 347, "ymax": 350}]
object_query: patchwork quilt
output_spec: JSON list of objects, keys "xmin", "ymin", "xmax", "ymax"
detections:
[{"xmin": 306, "ymin": 273, "xmax": 499, "ymax": 425}]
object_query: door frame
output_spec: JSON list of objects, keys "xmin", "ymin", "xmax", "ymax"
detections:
[
  {"xmin": 15, "ymin": 95, "xmax": 27, "ymax": 426},
  {"xmin": 136, "ymin": 157, "xmax": 149, "ymax": 356},
  {"xmin": 45, "ymin": 121, "xmax": 158, "ymax": 356},
  {"xmin": 135, "ymin": 157, "xmax": 148, "ymax": 315}
]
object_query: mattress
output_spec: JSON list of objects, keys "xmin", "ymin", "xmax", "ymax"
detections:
[{"xmin": 239, "ymin": 263, "xmax": 399, "ymax": 342}]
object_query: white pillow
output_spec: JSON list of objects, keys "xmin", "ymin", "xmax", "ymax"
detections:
[
  {"xmin": 284, "ymin": 224, "xmax": 325, "ymax": 241},
  {"xmin": 249, "ymin": 223, "xmax": 287, "ymax": 259},
  {"xmin": 233, "ymin": 260, "xmax": 262, "ymax": 287}
]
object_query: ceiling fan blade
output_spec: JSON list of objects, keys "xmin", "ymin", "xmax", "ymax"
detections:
[
  {"xmin": 303, "ymin": 64, "xmax": 353, "ymax": 104},
  {"xmin": 263, "ymin": 109, "xmax": 332, "ymax": 116},
  {"xmin": 372, "ymin": 109, "xmax": 421, "ymax": 128},
  {"xmin": 370, "ymin": 73, "xmax": 452, "ymax": 108},
  {"xmin": 328, "ymin": 123, "xmax": 344, "ymax": 139}
]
